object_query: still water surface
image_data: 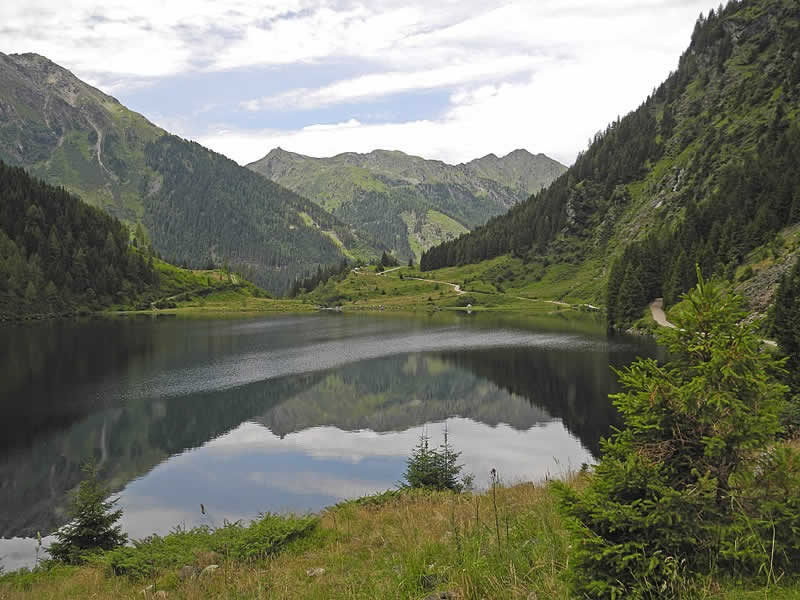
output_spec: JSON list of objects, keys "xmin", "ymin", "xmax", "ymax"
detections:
[{"xmin": 0, "ymin": 312, "xmax": 657, "ymax": 570}]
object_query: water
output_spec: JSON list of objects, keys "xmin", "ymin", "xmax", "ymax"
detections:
[{"xmin": 0, "ymin": 311, "xmax": 657, "ymax": 570}]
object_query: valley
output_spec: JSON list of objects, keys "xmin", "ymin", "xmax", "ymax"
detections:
[{"xmin": 2, "ymin": 0, "xmax": 800, "ymax": 598}]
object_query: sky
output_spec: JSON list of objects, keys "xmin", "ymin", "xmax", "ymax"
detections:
[{"xmin": 2, "ymin": 0, "xmax": 723, "ymax": 166}]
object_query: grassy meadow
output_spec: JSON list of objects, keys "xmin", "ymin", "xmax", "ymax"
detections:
[{"xmin": 3, "ymin": 474, "xmax": 798, "ymax": 599}]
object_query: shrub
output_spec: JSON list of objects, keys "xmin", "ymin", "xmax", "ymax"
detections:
[
  {"xmin": 48, "ymin": 462, "xmax": 127, "ymax": 565},
  {"xmin": 401, "ymin": 432, "xmax": 471, "ymax": 493},
  {"xmin": 555, "ymin": 271, "xmax": 794, "ymax": 598},
  {"xmin": 456, "ymin": 295, "xmax": 477, "ymax": 307},
  {"xmin": 104, "ymin": 514, "xmax": 317, "ymax": 578}
]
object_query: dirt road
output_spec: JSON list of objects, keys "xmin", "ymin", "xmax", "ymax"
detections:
[{"xmin": 649, "ymin": 298, "xmax": 676, "ymax": 328}]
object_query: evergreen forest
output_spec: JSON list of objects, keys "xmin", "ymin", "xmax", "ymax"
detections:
[{"xmin": 0, "ymin": 161, "xmax": 156, "ymax": 318}]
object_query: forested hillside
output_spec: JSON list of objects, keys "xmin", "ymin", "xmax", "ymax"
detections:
[
  {"xmin": 0, "ymin": 53, "xmax": 382, "ymax": 294},
  {"xmin": 421, "ymin": 0, "xmax": 800, "ymax": 325},
  {"xmin": 0, "ymin": 161, "xmax": 156, "ymax": 318},
  {"xmin": 142, "ymin": 135, "xmax": 383, "ymax": 290},
  {"xmin": 248, "ymin": 148, "xmax": 565, "ymax": 262}
]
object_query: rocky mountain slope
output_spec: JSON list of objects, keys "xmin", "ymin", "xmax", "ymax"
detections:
[
  {"xmin": 421, "ymin": 0, "xmax": 800, "ymax": 322},
  {"xmin": 248, "ymin": 147, "xmax": 565, "ymax": 262},
  {"xmin": 0, "ymin": 53, "xmax": 383, "ymax": 293}
]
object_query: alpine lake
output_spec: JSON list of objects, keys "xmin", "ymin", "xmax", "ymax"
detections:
[{"xmin": 0, "ymin": 310, "xmax": 658, "ymax": 570}]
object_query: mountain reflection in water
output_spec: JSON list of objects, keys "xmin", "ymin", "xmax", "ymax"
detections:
[{"xmin": 0, "ymin": 313, "xmax": 657, "ymax": 570}]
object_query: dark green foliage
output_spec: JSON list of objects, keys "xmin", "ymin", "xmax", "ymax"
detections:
[
  {"xmin": 773, "ymin": 257, "xmax": 800, "ymax": 388},
  {"xmin": 772, "ymin": 256, "xmax": 800, "ymax": 435},
  {"xmin": 721, "ymin": 445, "xmax": 800, "ymax": 575},
  {"xmin": 0, "ymin": 54, "xmax": 383, "ymax": 296},
  {"xmin": 289, "ymin": 259, "xmax": 351, "ymax": 297},
  {"xmin": 421, "ymin": 100, "xmax": 661, "ymax": 270},
  {"xmin": 380, "ymin": 250, "xmax": 399, "ymax": 268},
  {"xmin": 608, "ymin": 115, "xmax": 800, "ymax": 325},
  {"xmin": 555, "ymin": 273, "xmax": 796, "ymax": 598},
  {"xmin": 143, "ymin": 136, "xmax": 372, "ymax": 295},
  {"xmin": 104, "ymin": 514, "xmax": 318, "ymax": 579},
  {"xmin": 401, "ymin": 432, "xmax": 469, "ymax": 493},
  {"xmin": 0, "ymin": 161, "xmax": 157, "ymax": 318},
  {"xmin": 47, "ymin": 462, "xmax": 127, "ymax": 565}
]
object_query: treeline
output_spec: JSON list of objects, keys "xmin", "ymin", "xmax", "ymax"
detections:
[
  {"xmin": 288, "ymin": 250, "xmax": 402, "ymax": 297},
  {"xmin": 143, "ymin": 135, "xmax": 370, "ymax": 295},
  {"xmin": 0, "ymin": 161, "xmax": 157, "ymax": 318}
]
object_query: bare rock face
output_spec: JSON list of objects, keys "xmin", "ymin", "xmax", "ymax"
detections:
[{"xmin": 736, "ymin": 247, "xmax": 800, "ymax": 319}]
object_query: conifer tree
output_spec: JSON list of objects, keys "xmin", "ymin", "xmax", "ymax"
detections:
[
  {"xmin": 48, "ymin": 462, "xmax": 127, "ymax": 564},
  {"xmin": 556, "ymin": 271, "xmax": 794, "ymax": 598}
]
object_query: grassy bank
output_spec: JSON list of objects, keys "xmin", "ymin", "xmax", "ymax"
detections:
[{"xmin": 3, "ymin": 476, "xmax": 798, "ymax": 599}]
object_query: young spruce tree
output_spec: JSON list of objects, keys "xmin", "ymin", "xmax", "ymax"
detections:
[
  {"xmin": 48, "ymin": 462, "xmax": 127, "ymax": 564},
  {"xmin": 555, "ymin": 269, "xmax": 795, "ymax": 598}
]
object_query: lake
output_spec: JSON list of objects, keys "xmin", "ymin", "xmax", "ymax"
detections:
[{"xmin": 0, "ymin": 311, "xmax": 657, "ymax": 570}]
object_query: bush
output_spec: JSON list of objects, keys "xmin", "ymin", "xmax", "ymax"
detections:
[
  {"xmin": 47, "ymin": 462, "xmax": 127, "ymax": 565},
  {"xmin": 555, "ymin": 271, "xmax": 795, "ymax": 598},
  {"xmin": 456, "ymin": 295, "xmax": 477, "ymax": 307},
  {"xmin": 104, "ymin": 514, "xmax": 317, "ymax": 578}
]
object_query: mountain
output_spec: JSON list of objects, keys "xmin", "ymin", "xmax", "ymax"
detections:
[
  {"xmin": 247, "ymin": 147, "xmax": 566, "ymax": 262},
  {"xmin": 421, "ymin": 0, "xmax": 800, "ymax": 324},
  {"xmin": 0, "ymin": 53, "xmax": 382, "ymax": 293}
]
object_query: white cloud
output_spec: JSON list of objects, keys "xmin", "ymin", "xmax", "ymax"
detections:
[
  {"xmin": 199, "ymin": 43, "xmax": 670, "ymax": 166},
  {"xmin": 241, "ymin": 55, "xmax": 547, "ymax": 111},
  {"xmin": 2, "ymin": 0, "xmax": 724, "ymax": 164}
]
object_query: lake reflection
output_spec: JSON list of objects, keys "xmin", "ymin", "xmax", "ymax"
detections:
[{"xmin": 0, "ymin": 312, "xmax": 656, "ymax": 570}]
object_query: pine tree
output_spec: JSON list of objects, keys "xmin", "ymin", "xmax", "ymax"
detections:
[
  {"xmin": 556, "ymin": 271, "xmax": 794, "ymax": 598},
  {"xmin": 401, "ymin": 431, "xmax": 467, "ymax": 492},
  {"xmin": 48, "ymin": 462, "xmax": 127, "ymax": 564},
  {"xmin": 773, "ymin": 257, "xmax": 800, "ymax": 393},
  {"xmin": 614, "ymin": 264, "xmax": 646, "ymax": 325}
]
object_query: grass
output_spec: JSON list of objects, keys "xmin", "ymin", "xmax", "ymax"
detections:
[
  {"xmin": 108, "ymin": 258, "xmax": 317, "ymax": 316},
  {"xmin": 301, "ymin": 264, "xmax": 584, "ymax": 315},
  {"xmin": 3, "ymin": 477, "xmax": 798, "ymax": 599},
  {"xmin": 146, "ymin": 291, "xmax": 316, "ymax": 315},
  {"xmin": 134, "ymin": 253, "xmax": 609, "ymax": 318}
]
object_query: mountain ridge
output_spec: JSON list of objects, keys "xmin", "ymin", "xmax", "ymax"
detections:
[{"xmin": 248, "ymin": 146, "xmax": 566, "ymax": 262}]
